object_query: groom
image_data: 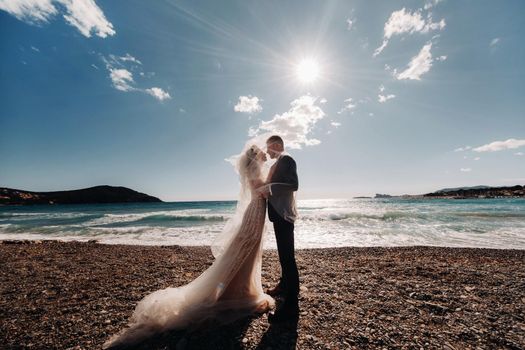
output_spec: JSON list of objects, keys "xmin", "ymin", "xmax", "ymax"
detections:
[{"xmin": 261, "ymin": 135, "xmax": 300, "ymax": 322}]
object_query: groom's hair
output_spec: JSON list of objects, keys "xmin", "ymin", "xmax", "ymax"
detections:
[{"xmin": 266, "ymin": 135, "xmax": 284, "ymax": 147}]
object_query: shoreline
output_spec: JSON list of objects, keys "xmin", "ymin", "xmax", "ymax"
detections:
[
  {"xmin": 1, "ymin": 240, "xmax": 524, "ymax": 349},
  {"xmin": 2, "ymin": 238, "xmax": 525, "ymax": 251}
]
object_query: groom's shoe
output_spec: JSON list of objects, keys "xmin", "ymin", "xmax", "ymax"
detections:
[
  {"xmin": 266, "ymin": 284, "xmax": 285, "ymax": 297},
  {"xmin": 268, "ymin": 299, "xmax": 299, "ymax": 323}
]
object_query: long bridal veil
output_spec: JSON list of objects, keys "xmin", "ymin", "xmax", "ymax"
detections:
[
  {"xmin": 211, "ymin": 138, "xmax": 272, "ymax": 258},
  {"xmin": 103, "ymin": 138, "xmax": 273, "ymax": 349}
]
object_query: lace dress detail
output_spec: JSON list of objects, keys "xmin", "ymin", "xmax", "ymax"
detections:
[{"xmin": 103, "ymin": 196, "xmax": 274, "ymax": 348}]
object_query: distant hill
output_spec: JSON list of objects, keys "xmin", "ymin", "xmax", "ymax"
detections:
[
  {"xmin": 435, "ymin": 185, "xmax": 492, "ymax": 193},
  {"xmin": 424, "ymin": 185, "xmax": 524, "ymax": 199},
  {"xmin": 374, "ymin": 193, "xmax": 393, "ymax": 198},
  {"xmin": 0, "ymin": 185, "xmax": 163, "ymax": 205}
]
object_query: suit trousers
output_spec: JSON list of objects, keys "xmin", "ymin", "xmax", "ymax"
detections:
[{"xmin": 269, "ymin": 204, "xmax": 299, "ymax": 301}]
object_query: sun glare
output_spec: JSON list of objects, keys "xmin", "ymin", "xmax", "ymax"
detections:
[{"xmin": 296, "ymin": 58, "xmax": 320, "ymax": 83}]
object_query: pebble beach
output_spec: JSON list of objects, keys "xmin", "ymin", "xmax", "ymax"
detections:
[{"xmin": 1, "ymin": 240, "xmax": 524, "ymax": 349}]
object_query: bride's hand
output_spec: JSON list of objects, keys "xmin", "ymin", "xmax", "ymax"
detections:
[{"xmin": 255, "ymin": 184, "xmax": 270, "ymax": 198}]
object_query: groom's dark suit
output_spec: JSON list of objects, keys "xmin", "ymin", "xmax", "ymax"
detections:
[{"xmin": 267, "ymin": 154, "xmax": 299, "ymax": 301}]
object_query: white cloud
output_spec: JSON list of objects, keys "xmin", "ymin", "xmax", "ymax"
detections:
[
  {"xmin": 109, "ymin": 68, "xmax": 134, "ymax": 92},
  {"xmin": 0, "ymin": 0, "xmax": 57, "ymax": 23},
  {"xmin": 346, "ymin": 9, "xmax": 356, "ymax": 30},
  {"xmin": 369, "ymin": 112, "xmax": 374, "ymax": 117},
  {"xmin": 395, "ymin": 42, "xmax": 433, "ymax": 80},
  {"xmin": 108, "ymin": 70, "xmax": 171, "ymax": 101},
  {"xmin": 424, "ymin": 0, "xmax": 444, "ymax": 10},
  {"xmin": 374, "ymin": 41, "xmax": 388, "ymax": 57},
  {"xmin": 460, "ymin": 168, "xmax": 472, "ymax": 172},
  {"xmin": 30, "ymin": 45, "xmax": 40, "ymax": 52},
  {"xmin": 145, "ymin": 87, "xmax": 171, "ymax": 101},
  {"xmin": 60, "ymin": 0, "xmax": 115, "ymax": 38},
  {"xmin": 490, "ymin": 38, "xmax": 500, "ymax": 47},
  {"xmin": 378, "ymin": 94, "xmax": 395, "ymax": 103},
  {"xmin": 374, "ymin": 8, "xmax": 445, "ymax": 56},
  {"xmin": 103, "ymin": 54, "xmax": 170, "ymax": 102},
  {"xmin": 515, "ymin": 152, "xmax": 524, "ymax": 156},
  {"xmin": 234, "ymin": 95, "xmax": 262, "ymax": 114},
  {"xmin": 320, "ymin": 98, "xmax": 327, "ymax": 104},
  {"xmin": 337, "ymin": 98, "xmax": 356, "ymax": 114},
  {"xmin": 0, "ymin": 0, "xmax": 115, "ymax": 38},
  {"xmin": 474, "ymin": 157, "xmax": 481, "ymax": 161},
  {"xmin": 473, "ymin": 138, "xmax": 525, "ymax": 152},
  {"xmin": 454, "ymin": 145, "xmax": 471, "ymax": 152},
  {"xmin": 378, "ymin": 85, "xmax": 396, "ymax": 102},
  {"xmin": 106, "ymin": 53, "xmax": 142, "ymax": 66},
  {"xmin": 119, "ymin": 53, "xmax": 141, "ymax": 65},
  {"xmin": 248, "ymin": 95, "xmax": 325, "ymax": 149},
  {"xmin": 436, "ymin": 55, "xmax": 447, "ymax": 61},
  {"xmin": 346, "ymin": 18, "xmax": 354, "ymax": 30},
  {"xmin": 331, "ymin": 121, "xmax": 341, "ymax": 127}
]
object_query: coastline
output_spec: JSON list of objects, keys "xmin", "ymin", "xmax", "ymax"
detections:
[
  {"xmin": 2, "ymin": 197, "xmax": 524, "ymax": 250},
  {"xmin": 1, "ymin": 240, "xmax": 524, "ymax": 349}
]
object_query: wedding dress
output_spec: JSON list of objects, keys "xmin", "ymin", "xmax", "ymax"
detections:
[{"xmin": 104, "ymin": 145, "xmax": 274, "ymax": 348}]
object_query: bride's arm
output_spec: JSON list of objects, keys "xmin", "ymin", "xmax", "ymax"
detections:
[
  {"xmin": 250, "ymin": 178, "xmax": 264, "ymax": 188},
  {"xmin": 252, "ymin": 179, "xmax": 271, "ymax": 198}
]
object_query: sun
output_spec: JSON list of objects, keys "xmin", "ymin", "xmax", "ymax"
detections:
[{"xmin": 295, "ymin": 58, "xmax": 320, "ymax": 83}]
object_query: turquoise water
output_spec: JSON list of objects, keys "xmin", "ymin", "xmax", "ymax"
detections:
[{"xmin": 1, "ymin": 198, "xmax": 524, "ymax": 249}]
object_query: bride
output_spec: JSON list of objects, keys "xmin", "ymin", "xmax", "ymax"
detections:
[{"xmin": 104, "ymin": 144, "xmax": 275, "ymax": 348}]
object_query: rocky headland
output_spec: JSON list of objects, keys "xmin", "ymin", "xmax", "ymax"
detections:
[
  {"xmin": 0, "ymin": 185, "xmax": 162, "ymax": 205},
  {"xmin": 423, "ymin": 185, "xmax": 525, "ymax": 199},
  {"xmin": 373, "ymin": 185, "xmax": 525, "ymax": 199}
]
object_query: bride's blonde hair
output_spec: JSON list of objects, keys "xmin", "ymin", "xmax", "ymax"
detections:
[{"xmin": 239, "ymin": 145, "xmax": 262, "ymax": 182}]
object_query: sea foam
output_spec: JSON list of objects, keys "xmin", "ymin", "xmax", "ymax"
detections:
[{"xmin": 1, "ymin": 198, "xmax": 524, "ymax": 249}]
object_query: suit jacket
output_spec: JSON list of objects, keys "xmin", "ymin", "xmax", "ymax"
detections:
[{"xmin": 267, "ymin": 154, "xmax": 298, "ymax": 223}]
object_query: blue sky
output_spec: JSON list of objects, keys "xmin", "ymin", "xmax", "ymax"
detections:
[{"xmin": 1, "ymin": 0, "xmax": 524, "ymax": 201}]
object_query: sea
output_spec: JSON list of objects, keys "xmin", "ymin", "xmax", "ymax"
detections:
[{"xmin": 1, "ymin": 198, "xmax": 524, "ymax": 249}]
